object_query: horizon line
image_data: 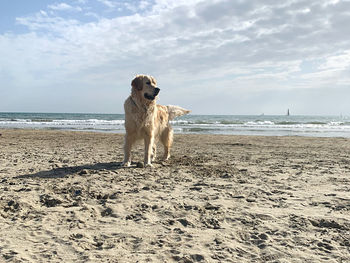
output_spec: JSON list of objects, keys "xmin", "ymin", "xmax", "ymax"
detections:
[{"xmin": 0, "ymin": 111, "xmax": 348, "ymax": 117}]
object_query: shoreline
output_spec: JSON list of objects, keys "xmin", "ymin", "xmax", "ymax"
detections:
[
  {"xmin": 1, "ymin": 129, "xmax": 350, "ymax": 262},
  {"xmin": 1, "ymin": 127, "xmax": 350, "ymax": 139}
]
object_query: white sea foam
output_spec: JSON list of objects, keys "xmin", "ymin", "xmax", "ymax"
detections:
[{"xmin": 0, "ymin": 118, "xmax": 125, "ymax": 132}]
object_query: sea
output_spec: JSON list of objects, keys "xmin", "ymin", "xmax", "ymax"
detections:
[{"xmin": 0, "ymin": 112, "xmax": 349, "ymax": 138}]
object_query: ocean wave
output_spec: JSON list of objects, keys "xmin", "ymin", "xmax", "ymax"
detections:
[
  {"xmin": 181, "ymin": 127, "xmax": 221, "ymax": 133},
  {"xmin": 31, "ymin": 119, "xmax": 54, "ymax": 123},
  {"xmin": 10, "ymin": 119, "xmax": 32, "ymax": 122},
  {"xmin": 306, "ymin": 121, "xmax": 328, "ymax": 125},
  {"xmin": 246, "ymin": 121, "xmax": 275, "ymax": 126},
  {"xmin": 1, "ymin": 118, "xmax": 350, "ymax": 130},
  {"xmin": 219, "ymin": 120, "xmax": 244, "ymax": 125},
  {"xmin": 170, "ymin": 120, "xmax": 244, "ymax": 125},
  {"xmin": 51, "ymin": 119, "xmax": 125, "ymax": 125},
  {"xmin": 0, "ymin": 119, "xmax": 125, "ymax": 125},
  {"xmin": 1, "ymin": 113, "xmax": 350, "ymax": 137},
  {"xmin": 276, "ymin": 121, "xmax": 301, "ymax": 125}
]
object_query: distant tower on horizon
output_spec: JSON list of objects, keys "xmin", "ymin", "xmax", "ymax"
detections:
[{"xmin": 287, "ymin": 109, "xmax": 290, "ymax": 116}]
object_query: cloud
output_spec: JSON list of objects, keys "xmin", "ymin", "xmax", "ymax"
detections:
[
  {"xmin": 139, "ymin": 0, "xmax": 151, "ymax": 10},
  {"xmin": 1, "ymin": 0, "xmax": 350, "ymax": 113},
  {"xmin": 96, "ymin": 0, "xmax": 153, "ymax": 13},
  {"xmin": 15, "ymin": 12, "xmax": 80, "ymax": 34},
  {"xmin": 97, "ymin": 0, "xmax": 117, "ymax": 8},
  {"xmin": 319, "ymin": 50, "xmax": 350, "ymax": 71},
  {"xmin": 9, "ymin": 0, "xmax": 350, "ymax": 74},
  {"xmin": 48, "ymin": 3, "xmax": 82, "ymax": 12}
]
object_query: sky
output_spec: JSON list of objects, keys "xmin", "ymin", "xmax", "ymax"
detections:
[{"xmin": 1, "ymin": 0, "xmax": 350, "ymax": 115}]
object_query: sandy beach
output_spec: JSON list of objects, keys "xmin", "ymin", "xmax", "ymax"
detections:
[{"xmin": 0, "ymin": 129, "xmax": 349, "ymax": 262}]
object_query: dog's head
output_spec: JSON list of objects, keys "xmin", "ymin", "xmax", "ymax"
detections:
[{"xmin": 131, "ymin": 75, "xmax": 160, "ymax": 102}]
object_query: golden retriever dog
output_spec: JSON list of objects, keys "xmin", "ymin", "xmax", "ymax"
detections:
[{"xmin": 122, "ymin": 74, "xmax": 190, "ymax": 168}]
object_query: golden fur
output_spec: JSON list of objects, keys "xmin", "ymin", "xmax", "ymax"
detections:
[{"xmin": 122, "ymin": 74, "xmax": 190, "ymax": 167}]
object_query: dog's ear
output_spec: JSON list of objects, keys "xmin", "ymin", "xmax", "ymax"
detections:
[{"xmin": 131, "ymin": 75, "xmax": 143, "ymax": 91}]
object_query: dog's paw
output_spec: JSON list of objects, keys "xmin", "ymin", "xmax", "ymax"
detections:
[
  {"xmin": 121, "ymin": 161, "xmax": 131, "ymax": 167},
  {"xmin": 144, "ymin": 163, "xmax": 154, "ymax": 168},
  {"xmin": 163, "ymin": 155, "xmax": 171, "ymax": 161}
]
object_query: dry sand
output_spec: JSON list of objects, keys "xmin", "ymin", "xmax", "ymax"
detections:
[{"xmin": 0, "ymin": 129, "xmax": 350, "ymax": 262}]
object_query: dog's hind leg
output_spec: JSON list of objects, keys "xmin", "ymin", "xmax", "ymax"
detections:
[{"xmin": 161, "ymin": 127, "xmax": 173, "ymax": 160}]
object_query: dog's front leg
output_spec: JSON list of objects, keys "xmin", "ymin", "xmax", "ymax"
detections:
[
  {"xmin": 144, "ymin": 134, "xmax": 154, "ymax": 168},
  {"xmin": 151, "ymin": 144, "xmax": 157, "ymax": 162},
  {"xmin": 122, "ymin": 134, "xmax": 133, "ymax": 167}
]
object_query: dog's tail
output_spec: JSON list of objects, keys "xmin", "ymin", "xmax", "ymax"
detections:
[{"xmin": 167, "ymin": 105, "xmax": 190, "ymax": 120}]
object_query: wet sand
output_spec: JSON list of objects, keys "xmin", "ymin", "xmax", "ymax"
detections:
[{"xmin": 0, "ymin": 129, "xmax": 350, "ymax": 262}]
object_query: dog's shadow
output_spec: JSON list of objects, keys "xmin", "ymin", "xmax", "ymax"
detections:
[{"xmin": 15, "ymin": 162, "xmax": 128, "ymax": 180}]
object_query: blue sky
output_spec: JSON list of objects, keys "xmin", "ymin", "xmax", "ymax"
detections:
[{"xmin": 1, "ymin": 0, "xmax": 350, "ymax": 115}]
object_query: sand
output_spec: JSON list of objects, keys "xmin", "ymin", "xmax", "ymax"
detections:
[{"xmin": 0, "ymin": 129, "xmax": 350, "ymax": 262}]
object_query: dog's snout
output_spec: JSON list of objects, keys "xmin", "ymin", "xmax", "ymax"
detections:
[{"xmin": 154, "ymin": 88, "xmax": 160, "ymax": 95}]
